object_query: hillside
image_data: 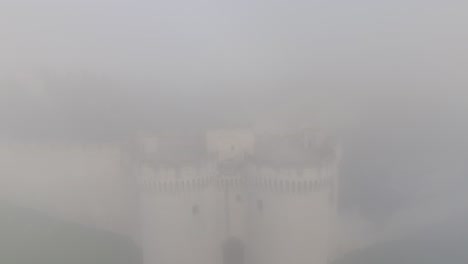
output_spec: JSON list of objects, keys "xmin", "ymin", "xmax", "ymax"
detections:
[
  {"xmin": 334, "ymin": 218, "xmax": 468, "ymax": 264},
  {"xmin": 0, "ymin": 204, "xmax": 141, "ymax": 264}
]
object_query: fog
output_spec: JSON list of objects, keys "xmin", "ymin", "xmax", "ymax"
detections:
[{"xmin": 1, "ymin": 1, "xmax": 468, "ymax": 264}]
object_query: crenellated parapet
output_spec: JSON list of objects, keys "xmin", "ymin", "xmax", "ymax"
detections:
[
  {"xmin": 134, "ymin": 128, "xmax": 339, "ymax": 194},
  {"xmin": 215, "ymin": 175, "xmax": 247, "ymax": 190},
  {"xmin": 137, "ymin": 164, "xmax": 216, "ymax": 193},
  {"xmin": 247, "ymin": 166, "xmax": 335, "ymax": 194}
]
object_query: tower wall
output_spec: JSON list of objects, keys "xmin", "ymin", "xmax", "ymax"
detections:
[
  {"xmin": 215, "ymin": 171, "xmax": 248, "ymax": 245},
  {"xmin": 247, "ymin": 165, "xmax": 336, "ymax": 264},
  {"xmin": 137, "ymin": 164, "xmax": 218, "ymax": 264},
  {"xmin": 246, "ymin": 129, "xmax": 339, "ymax": 264}
]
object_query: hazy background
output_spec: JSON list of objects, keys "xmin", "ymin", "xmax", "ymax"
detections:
[{"xmin": 1, "ymin": 0, "xmax": 468, "ymax": 261}]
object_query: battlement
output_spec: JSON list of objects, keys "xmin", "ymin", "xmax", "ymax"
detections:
[
  {"xmin": 134, "ymin": 128, "xmax": 338, "ymax": 195},
  {"xmin": 248, "ymin": 166, "xmax": 335, "ymax": 193},
  {"xmin": 137, "ymin": 164, "xmax": 216, "ymax": 193}
]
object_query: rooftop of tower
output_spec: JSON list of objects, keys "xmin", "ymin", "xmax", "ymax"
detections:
[{"xmin": 133, "ymin": 128, "xmax": 337, "ymax": 167}]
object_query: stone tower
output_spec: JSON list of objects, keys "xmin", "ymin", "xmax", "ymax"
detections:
[
  {"xmin": 134, "ymin": 128, "xmax": 339, "ymax": 264},
  {"xmin": 135, "ymin": 133, "xmax": 218, "ymax": 264},
  {"xmin": 246, "ymin": 129, "xmax": 340, "ymax": 264}
]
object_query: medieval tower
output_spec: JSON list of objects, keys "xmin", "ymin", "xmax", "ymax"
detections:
[
  {"xmin": 135, "ymin": 133, "xmax": 219, "ymax": 264},
  {"xmin": 134, "ymin": 128, "xmax": 339, "ymax": 264},
  {"xmin": 246, "ymin": 129, "xmax": 339, "ymax": 264}
]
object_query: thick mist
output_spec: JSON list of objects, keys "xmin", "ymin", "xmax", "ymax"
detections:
[{"xmin": 1, "ymin": 0, "xmax": 468, "ymax": 263}]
